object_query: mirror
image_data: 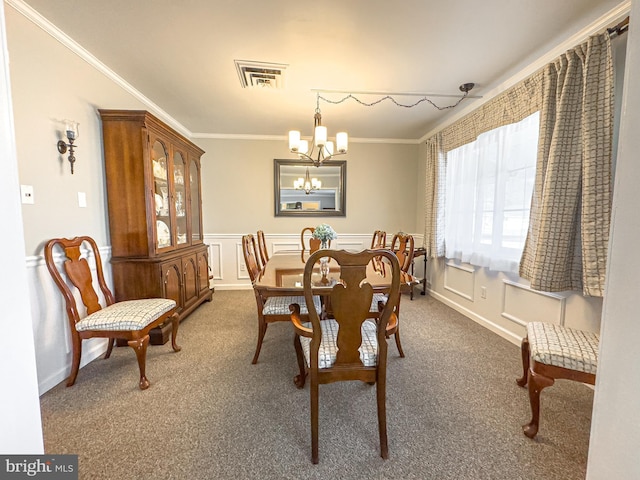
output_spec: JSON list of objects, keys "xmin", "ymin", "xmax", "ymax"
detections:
[{"xmin": 274, "ymin": 159, "xmax": 346, "ymax": 217}]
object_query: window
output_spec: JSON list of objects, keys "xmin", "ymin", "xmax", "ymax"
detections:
[{"xmin": 444, "ymin": 112, "xmax": 540, "ymax": 273}]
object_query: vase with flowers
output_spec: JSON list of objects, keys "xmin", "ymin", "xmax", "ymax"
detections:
[{"xmin": 312, "ymin": 223, "xmax": 337, "ymax": 249}]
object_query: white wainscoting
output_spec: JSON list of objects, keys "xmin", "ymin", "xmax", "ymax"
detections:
[
  {"xmin": 502, "ymin": 279, "xmax": 566, "ymax": 327},
  {"xmin": 444, "ymin": 261, "xmax": 476, "ymax": 301},
  {"xmin": 204, "ymin": 233, "xmax": 425, "ymax": 290},
  {"xmin": 27, "ymin": 245, "xmax": 112, "ymax": 394}
]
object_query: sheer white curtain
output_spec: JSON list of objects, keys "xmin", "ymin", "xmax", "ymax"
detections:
[{"xmin": 444, "ymin": 112, "xmax": 540, "ymax": 273}]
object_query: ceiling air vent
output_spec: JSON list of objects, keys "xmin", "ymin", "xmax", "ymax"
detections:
[{"xmin": 234, "ymin": 60, "xmax": 288, "ymax": 89}]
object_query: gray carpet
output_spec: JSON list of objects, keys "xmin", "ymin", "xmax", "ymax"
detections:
[{"xmin": 40, "ymin": 291, "xmax": 593, "ymax": 479}]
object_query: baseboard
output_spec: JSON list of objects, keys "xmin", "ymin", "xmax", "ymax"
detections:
[
  {"xmin": 38, "ymin": 339, "xmax": 108, "ymax": 395},
  {"xmin": 427, "ymin": 289, "xmax": 521, "ymax": 347}
]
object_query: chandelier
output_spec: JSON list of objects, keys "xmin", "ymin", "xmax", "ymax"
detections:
[
  {"xmin": 288, "ymin": 94, "xmax": 348, "ymax": 167},
  {"xmin": 293, "ymin": 167, "xmax": 321, "ymax": 194}
]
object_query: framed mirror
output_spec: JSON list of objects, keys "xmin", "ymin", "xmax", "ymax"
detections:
[{"xmin": 274, "ymin": 159, "xmax": 346, "ymax": 217}]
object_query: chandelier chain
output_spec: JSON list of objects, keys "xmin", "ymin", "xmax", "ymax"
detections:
[{"xmin": 317, "ymin": 91, "xmax": 470, "ymax": 111}]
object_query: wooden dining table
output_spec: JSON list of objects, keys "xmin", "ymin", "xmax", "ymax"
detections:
[{"xmin": 254, "ymin": 249, "xmax": 419, "ymax": 298}]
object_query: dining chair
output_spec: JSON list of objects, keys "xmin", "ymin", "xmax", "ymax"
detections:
[
  {"xmin": 242, "ymin": 234, "xmax": 321, "ymax": 364},
  {"xmin": 290, "ymin": 249, "xmax": 401, "ymax": 464},
  {"xmin": 256, "ymin": 230, "xmax": 269, "ymax": 269},
  {"xmin": 516, "ymin": 322, "xmax": 599, "ymax": 438},
  {"xmin": 370, "ymin": 233, "xmax": 414, "ymax": 357},
  {"xmin": 371, "ymin": 230, "xmax": 387, "ymax": 249},
  {"xmin": 301, "ymin": 227, "xmax": 327, "ymax": 253},
  {"xmin": 44, "ymin": 236, "xmax": 181, "ymax": 390}
]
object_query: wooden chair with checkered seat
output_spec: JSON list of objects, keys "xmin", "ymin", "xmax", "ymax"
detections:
[
  {"xmin": 516, "ymin": 321, "xmax": 599, "ymax": 438},
  {"xmin": 290, "ymin": 248, "xmax": 401, "ymax": 464},
  {"xmin": 242, "ymin": 234, "xmax": 321, "ymax": 364},
  {"xmin": 44, "ymin": 236, "xmax": 180, "ymax": 390}
]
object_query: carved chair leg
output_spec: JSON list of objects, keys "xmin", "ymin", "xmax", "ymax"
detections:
[
  {"xmin": 377, "ymin": 374, "xmax": 389, "ymax": 459},
  {"xmin": 516, "ymin": 336, "xmax": 530, "ymax": 387},
  {"xmin": 128, "ymin": 335, "xmax": 151, "ymax": 390},
  {"xmin": 251, "ymin": 316, "xmax": 267, "ymax": 364},
  {"xmin": 104, "ymin": 338, "xmax": 115, "ymax": 359},
  {"xmin": 293, "ymin": 334, "xmax": 307, "ymax": 389},
  {"xmin": 310, "ymin": 378, "xmax": 319, "ymax": 464},
  {"xmin": 523, "ymin": 369, "xmax": 554, "ymax": 438},
  {"xmin": 66, "ymin": 334, "xmax": 82, "ymax": 387},
  {"xmin": 170, "ymin": 313, "xmax": 181, "ymax": 352},
  {"xmin": 393, "ymin": 329, "xmax": 405, "ymax": 358}
]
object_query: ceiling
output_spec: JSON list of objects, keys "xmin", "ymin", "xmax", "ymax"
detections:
[{"xmin": 20, "ymin": 0, "xmax": 625, "ymax": 141}]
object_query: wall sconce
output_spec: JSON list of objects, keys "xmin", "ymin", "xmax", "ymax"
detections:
[{"xmin": 57, "ymin": 120, "xmax": 79, "ymax": 174}]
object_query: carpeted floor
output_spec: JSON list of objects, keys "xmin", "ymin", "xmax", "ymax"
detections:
[{"xmin": 40, "ymin": 290, "xmax": 594, "ymax": 479}]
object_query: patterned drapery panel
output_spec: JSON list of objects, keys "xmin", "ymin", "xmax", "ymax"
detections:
[
  {"xmin": 519, "ymin": 33, "xmax": 613, "ymax": 296},
  {"xmin": 424, "ymin": 133, "xmax": 445, "ymax": 258}
]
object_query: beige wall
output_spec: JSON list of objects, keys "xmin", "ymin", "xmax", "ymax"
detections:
[
  {"xmin": 197, "ymin": 137, "xmax": 420, "ymax": 235},
  {"xmin": 7, "ymin": 7, "xmax": 152, "ymax": 254}
]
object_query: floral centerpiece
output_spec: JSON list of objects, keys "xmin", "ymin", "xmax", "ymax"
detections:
[{"xmin": 312, "ymin": 223, "xmax": 337, "ymax": 248}]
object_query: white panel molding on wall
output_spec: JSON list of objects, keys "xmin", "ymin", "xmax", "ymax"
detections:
[
  {"xmin": 501, "ymin": 279, "xmax": 566, "ymax": 328},
  {"xmin": 207, "ymin": 241, "xmax": 223, "ymax": 280},
  {"xmin": 444, "ymin": 261, "xmax": 475, "ymax": 301},
  {"xmin": 428, "ymin": 288, "xmax": 522, "ymax": 345},
  {"xmin": 204, "ymin": 232, "xmax": 424, "ymax": 290}
]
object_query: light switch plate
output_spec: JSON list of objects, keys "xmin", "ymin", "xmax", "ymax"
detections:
[
  {"xmin": 20, "ymin": 185, "xmax": 34, "ymax": 204},
  {"xmin": 78, "ymin": 192, "xmax": 87, "ymax": 208}
]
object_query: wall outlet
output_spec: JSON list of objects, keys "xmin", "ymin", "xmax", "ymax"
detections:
[
  {"xmin": 20, "ymin": 185, "xmax": 34, "ymax": 204},
  {"xmin": 480, "ymin": 286, "xmax": 487, "ymax": 299}
]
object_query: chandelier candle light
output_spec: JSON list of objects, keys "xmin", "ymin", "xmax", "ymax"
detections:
[
  {"xmin": 289, "ymin": 94, "xmax": 348, "ymax": 167},
  {"xmin": 294, "ymin": 167, "xmax": 321, "ymax": 194}
]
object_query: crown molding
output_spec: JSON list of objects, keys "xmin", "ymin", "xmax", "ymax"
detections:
[
  {"xmin": 191, "ymin": 132, "xmax": 420, "ymax": 144},
  {"xmin": 6, "ymin": 0, "xmax": 193, "ymax": 138}
]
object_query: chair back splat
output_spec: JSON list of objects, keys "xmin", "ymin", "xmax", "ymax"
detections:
[
  {"xmin": 301, "ymin": 227, "xmax": 328, "ymax": 253},
  {"xmin": 290, "ymin": 249, "xmax": 401, "ymax": 463},
  {"xmin": 371, "ymin": 230, "xmax": 387, "ymax": 249},
  {"xmin": 390, "ymin": 232, "xmax": 415, "ymax": 273},
  {"xmin": 241, "ymin": 234, "xmax": 261, "ymax": 281},
  {"xmin": 256, "ymin": 230, "xmax": 269, "ymax": 268},
  {"xmin": 45, "ymin": 236, "xmax": 180, "ymax": 390}
]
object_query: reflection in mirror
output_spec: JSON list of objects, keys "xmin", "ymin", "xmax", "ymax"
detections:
[{"xmin": 274, "ymin": 159, "xmax": 346, "ymax": 217}]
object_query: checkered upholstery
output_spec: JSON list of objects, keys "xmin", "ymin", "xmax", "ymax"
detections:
[
  {"xmin": 527, "ymin": 322, "xmax": 599, "ymax": 375},
  {"xmin": 370, "ymin": 293, "xmax": 388, "ymax": 312},
  {"xmin": 263, "ymin": 295, "xmax": 321, "ymax": 315},
  {"xmin": 75, "ymin": 298, "xmax": 176, "ymax": 332},
  {"xmin": 300, "ymin": 319, "xmax": 378, "ymax": 368}
]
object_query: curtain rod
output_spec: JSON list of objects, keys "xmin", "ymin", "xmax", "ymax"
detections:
[
  {"xmin": 311, "ymin": 88, "xmax": 483, "ymax": 99},
  {"xmin": 607, "ymin": 16, "xmax": 629, "ymax": 36}
]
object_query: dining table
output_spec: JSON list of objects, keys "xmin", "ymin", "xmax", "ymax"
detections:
[{"xmin": 254, "ymin": 249, "xmax": 419, "ymax": 299}]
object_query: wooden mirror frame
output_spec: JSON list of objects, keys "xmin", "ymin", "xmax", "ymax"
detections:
[{"xmin": 274, "ymin": 159, "xmax": 346, "ymax": 217}]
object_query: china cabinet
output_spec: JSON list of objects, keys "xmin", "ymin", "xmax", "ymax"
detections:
[{"xmin": 99, "ymin": 110, "xmax": 213, "ymax": 344}]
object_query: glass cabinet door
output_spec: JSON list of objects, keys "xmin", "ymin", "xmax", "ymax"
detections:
[
  {"xmin": 189, "ymin": 158, "xmax": 202, "ymax": 242},
  {"xmin": 173, "ymin": 150, "xmax": 188, "ymax": 246},
  {"xmin": 151, "ymin": 139, "xmax": 172, "ymax": 250}
]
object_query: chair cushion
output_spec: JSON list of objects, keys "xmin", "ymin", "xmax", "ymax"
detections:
[
  {"xmin": 370, "ymin": 293, "xmax": 388, "ymax": 312},
  {"xmin": 76, "ymin": 298, "xmax": 176, "ymax": 332},
  {"xmin": 263, "ymin": 295, "xmax": 321, "ymax": 316},
  {"xmin": 300, "ymin": 319, "xmax": 378, "ymax": 368},
  {"xmin": 527, "ymin": 322, "xmax": 599, "ymax": 375}
]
